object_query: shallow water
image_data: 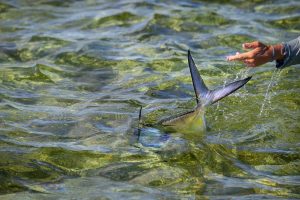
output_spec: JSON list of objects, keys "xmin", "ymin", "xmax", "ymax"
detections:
[{"xmin": 0, "ymin": 0, "xmax": 299, "ymax": 199}]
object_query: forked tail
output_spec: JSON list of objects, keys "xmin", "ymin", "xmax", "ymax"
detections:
[{"xmin": 188, "ymin": 50, "xmax": 251, "ymax": 106}]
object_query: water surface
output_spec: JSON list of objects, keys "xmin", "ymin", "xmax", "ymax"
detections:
[{"xmin": 0, "ymin": 0, "xmax": 299, "ymax": 199}]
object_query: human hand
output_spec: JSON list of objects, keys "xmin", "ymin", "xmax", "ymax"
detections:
[{"xmin": 226, "ymin": 41, "xmax": 275, "ymax": 67}]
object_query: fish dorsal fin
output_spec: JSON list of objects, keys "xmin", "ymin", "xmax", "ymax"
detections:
[
  {"xmin": 130, "ymin": 106, "xmax": 143, "ymax": 145},
  {"xmin": 138, "ymin": 106, "xmax": 142, "ymax": 128},
  {"xmin": 188, "ymin": 50, "xmax": 252, "ymax": 106},
  {"xmin": 134, "ymin": 106, "xmax": 142, "ymax": 138}
]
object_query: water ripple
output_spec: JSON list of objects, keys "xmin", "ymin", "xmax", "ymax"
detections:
[{"xmin": 0, "ymin": 0, "xmax": 299, "ymax": 199}]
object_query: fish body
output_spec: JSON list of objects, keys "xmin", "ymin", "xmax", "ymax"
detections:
[{"xmin": 161, "ymin": 105, "xmax": 206, "ymax": 134}]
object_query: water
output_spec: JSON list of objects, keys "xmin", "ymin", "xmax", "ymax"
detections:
[
  {"xmin": 0, "ymin": 0, "xmax": 299, "ymax": 199},
  {"xmin": 259, "ymin": 68, "xmax": 280, "ymax": 116}
]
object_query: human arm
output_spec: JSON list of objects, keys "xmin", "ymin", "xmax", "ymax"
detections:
[
  {"xmin": 226, "ymin": 36, "xmax": 300, "ymax": 69},
  {"xmin": 276, "ymin": 36, "xmax": 300, "ymax": 69}
]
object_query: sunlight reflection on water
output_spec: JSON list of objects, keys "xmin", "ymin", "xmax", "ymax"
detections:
[{"xmin": 0, "ymin": 0, "xmax": 299, "ymax": 199}]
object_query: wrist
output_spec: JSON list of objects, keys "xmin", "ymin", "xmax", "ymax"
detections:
[
  {"xmin": 266, "ymin": 44, "xmax": 284, "ymax": 62},
  {"xmin": 272, "ymin": 44, "xmax": 284, "ymax": 61}
]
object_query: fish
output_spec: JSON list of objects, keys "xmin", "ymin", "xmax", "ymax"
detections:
[
  {"xmin": 133, "ymin": 50, "xmax": 251, "ymax": 146},
  {"xmin": 159, "ymin": 50, "xmax": 251, "ymax": 133}
]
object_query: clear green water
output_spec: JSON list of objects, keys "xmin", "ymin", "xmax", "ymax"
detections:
[{"xmin": 0, "ymin": 0, "xmax": 299, "ymax": 199}]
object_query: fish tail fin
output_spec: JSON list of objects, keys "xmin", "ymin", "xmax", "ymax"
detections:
[{"xmin": 188, "ymin": 50, "xmax": 251, "ymax": 106}]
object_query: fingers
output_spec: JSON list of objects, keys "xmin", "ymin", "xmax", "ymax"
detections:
[
  {"xmin": 226, "ymin": 41, "xmax": 268, "ymax": 67},
  {"xmin": 226, "ymin": 51, "xmax": 254, "ymax": 61},
  {"xmin": 243, "ymin": 41, "xmax": 265, "ymax": 49},
  {"xmin": 243, "ymin": 59, "xmax": 256, "ymax": 67},
  {"xmin": 243, "ymin": 54, "xmax": 269, "ymax": 67},
  {"xmin": 227, "ymin": 46, "xmax": 263, "ymax": 61}
]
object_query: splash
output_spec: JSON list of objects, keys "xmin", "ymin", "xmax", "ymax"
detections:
[
  {"xmin": 259, "ymin": 68, "xmax": 281, "ymax": 116},
  {"xmin": 234, "ymin": 67, "xmax": 251, "ymax": 81}
]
